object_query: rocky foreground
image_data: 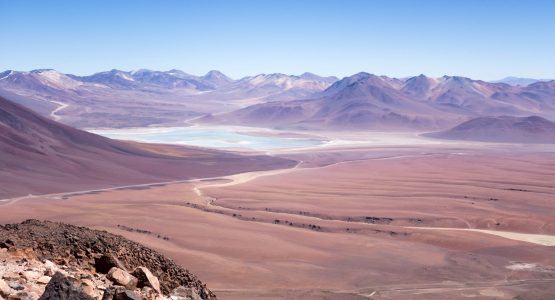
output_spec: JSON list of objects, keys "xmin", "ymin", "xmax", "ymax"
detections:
[{"xmin": 0, "ymin": 220, "xmax": 216, "ymax": 300}]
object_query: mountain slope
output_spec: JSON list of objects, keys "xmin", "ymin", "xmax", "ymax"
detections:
[
  {"xmin": 0, "ymin": 219, "xmax": 216, "ymax": 299},
  {"xmin": 0, "ymin": 96, "xmax": 295, "ymax": 198},
  {"xmin": 201, "ymin": 70, "xmax": 234, "ymax": 88},
  {"xmin": 424, "ymin": 115, "xmax": 555, "ymax": 143}
]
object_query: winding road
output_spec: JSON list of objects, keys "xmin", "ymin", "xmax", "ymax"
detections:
[
  {"xmin": 49, "ymin": 100, "xmax": 69, "ymax": 121},
  {"xmin": 2, "ymin": 153, "xmax": 554, "ymax": 247}
]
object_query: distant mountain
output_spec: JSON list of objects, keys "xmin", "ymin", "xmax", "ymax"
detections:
[
  {"xmin": 491, "ymin": 77, "xmax": 551, "ymax": 86},
  {"xmin": 4, "ymin": 68, "xmax": 555, "ymax": 131},
  {"xmin": 424, "ymin": 115, "xmax": 555, "ymax": 143},
  {"xmin": 0, "ymin": 69, "xmax": 336, "ymax": 128},
  {"xmin": 215, "ymin": 72, "xmax": 339, "ymax": 102},
  {"xmin": 0, "ymin": 95, "xmax": 293, "ymax": 198},
  {"xmin": 307, "ymin": 73, "xmax": 455, "ymax": 130},
  {"xmin": 299, "ymin": 72, "xmax": 338, "ymax": 83},
  {"xmin": 205, "ymin": 73, "xmax": 555, "ymax": 130},
  {"xmin": 401, "ymin": 74, "xmax": 438, "ymax": 98},
  {"xmin": 72, "ymin": 69, "xmax": 217, "ymax": 90},
  {"xmin": 70, "ymin": 69, "xmax": 138, "ymax": 89},
  {"xmin": 201, "ymin": 70, "xmax": 234, "ymax": 88},
  {"xmin": 203, "ymin": 73, "xmax": 460, "ymax": 130},
  {"xmin": 0, "ymin": 69, "xmax": 84, "ymax": 91}
]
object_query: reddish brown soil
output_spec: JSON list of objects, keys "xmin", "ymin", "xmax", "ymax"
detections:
[{"xmin": 1, "ymin": 149, "xmax": 554, "ymax": 299}]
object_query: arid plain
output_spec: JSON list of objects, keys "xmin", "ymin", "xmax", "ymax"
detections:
[
  {"xmin": 4, "ymin": 2, "xmax": 555, "ymax": 299},
  {"xmin": 1, "ymin": 137, "xmax": 554, "ymax": 300}
]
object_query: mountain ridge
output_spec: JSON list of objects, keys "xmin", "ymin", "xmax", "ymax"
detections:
[
  {"xmin": 0, "ymin": 69, "xmax": 338, "ymax": 128},
  {"xmin": 2, "ymin": 69, "xmax": 555, "ymax": 130},
  {"xmin": 205, "ymin": 73, "xmax": 555, "ymax": 130},
  {"xmin": 424, "ymin": 115, "xmax": 555, "ymax": 143}
]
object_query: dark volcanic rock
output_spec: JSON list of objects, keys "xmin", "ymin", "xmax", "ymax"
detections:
[
  {"xmin": 0, "ymin": 220, "xmax": 216, "ymax": 299},
  {"xmin": 132, "ymin": 267, "xmax": 161, "ymax": 293},
  {"xmin": 102, "ymin": 287, "xmax": 140, "ymax": 300},
  {"xmin": 114, "ymin": 290, "xmax": 140, "ymax": 300},
  {"xmin": 38, "ymin": 272, "xmax": 93, "ymax": 300},
  {"xmin": 95, "ymin": 254, "xmax": 127, "ymax": 274}
]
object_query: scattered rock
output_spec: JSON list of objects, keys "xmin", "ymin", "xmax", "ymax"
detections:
[
  {"xmin": 37, "ymin": 276, "xmax": 51, "ymax": 285},
  {"xmin": 0, "ymin": 279, "xmax": 11, "ymax": 298},
  {"xmin": 107, "ymin": 268, "xmax": 137, "ymax": 290},
  {"xmin": 102, "ymin": 287, "xmax": 140, "ymax": 300},
  {"xmin": 10, "ymin": 248, "xmax": 35, "ymax": 260},
  {"xmin": 132, "ymin": 267, "xmax": 160, "ymax": 293},
  {"xmin": 38, "ymin": 272, "xmax": 93, "ymax": 300},
  {"xmin": 140, "ymin": 287, "xmax": 158, "ymax": 300},
  {"xmin": 2, "ymin": 272, "xmax": 20, "ymax": 281},
  {"xmin": 43, "ymin": 261, "xmax": 58, "ymax": 276},
  {"xmin": 0, "ymin": 239, "xmax": 14, "ymax": 249},
  {"xmin": 22, "ymin": 271, "xmax": 41, "ymax": 281},
  {"xmin": 7, "ymin": 291, "xmax": 31, "ymax": 300},
  {"xmin": 95, "ymin": 254, "xmax": 126, "ymax": 274},
  {"xmin": 0, "ymin": 220, "xmax": 217, "ymax": 299},
  {"xmin": 7, "ymin": 282, "xmax": 24, "ymax": 291},
  {"xmin": 101, "ymin": 286, "xmax": 117, "ymax": 300},
  {"xmin": 81, "ymin": 285, "xmax": 96, "ymax": 299},
  {"xmin": 114, "ymin": 289, "xmax": 140, "ymax": 300},
  {"xmin": 170, "ymin": 286, "xmax": 202, "ymax": 300},
  {"xmin": 80, "ymin": 279, "xmax": 94, "ymax": 287}
]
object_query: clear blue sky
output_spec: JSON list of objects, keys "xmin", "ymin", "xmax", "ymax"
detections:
[{"xmin": 1, "ymin": 0, "xmax": 554, "ymax": 80}]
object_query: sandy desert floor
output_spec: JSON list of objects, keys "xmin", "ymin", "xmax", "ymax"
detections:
[{"xmin": 1, "ymin": 141, "xmax": 555, "ymax": 299}]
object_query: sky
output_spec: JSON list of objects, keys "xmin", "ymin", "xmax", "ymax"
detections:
[{"xmin": 1, "ymin": 0, "xmax": 554, "ymax": 80}]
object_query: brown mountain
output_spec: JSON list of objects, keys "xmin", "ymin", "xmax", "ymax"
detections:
[
  {"xmin": 204, "ymin": 73, "xmax": 462, "ymax": 130},
  {"xmin": 0, "ymin": 96, "xmax": 295, "ymax": 198},
  {"xmin": 4, "ymin": 69, "xmax": 555, "ymax": 131},
  {"xmin": 205, "ymin": 73, "xmax": 555, "ymax": 131},
  {"xmin": 424, "ymin": 115, "xmax": 555, "ymax": 143}
]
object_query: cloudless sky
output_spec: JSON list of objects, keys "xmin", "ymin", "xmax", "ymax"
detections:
[{"xmin": 1, "ymin": 0, "xmax": 554, "ymax": 80}]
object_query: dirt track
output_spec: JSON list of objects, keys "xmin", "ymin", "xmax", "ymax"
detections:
[{"xmin": 1, "ymin": 148, "xmax": 555, "ymax": 299}]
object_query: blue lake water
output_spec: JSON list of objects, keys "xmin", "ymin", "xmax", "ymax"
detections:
[{"xmin": 91, "ymin": 126, "xmax": 324, "ymax": 150}]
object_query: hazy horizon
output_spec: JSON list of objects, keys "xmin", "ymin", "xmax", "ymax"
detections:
[{"xmin": 2, "ymin": 0, "xmax": 555, "ymax": 80}]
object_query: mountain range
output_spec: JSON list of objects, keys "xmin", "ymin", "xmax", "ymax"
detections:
[
  {"xmin": 69, "ymin": 69, "xmax": 233, "ymax": 90},
  {"xmin": 1, "ymin": 69, "xmax": 555, "ymax": 131},
  {"xmin": 205, "ymin": 73, "xmax": 555, "ymax": 130},
  {"xmin": 491, "ymin": 76, "xmax": 552, "ymax": 86},
  {"xmin": 0, "ymin": 69, "xmax": 337, "ymax": 128}
]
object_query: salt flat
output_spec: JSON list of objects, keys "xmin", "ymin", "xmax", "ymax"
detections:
[{"xmin": 90, "ymin": 125, "xmax": 324, "ymax": 150}]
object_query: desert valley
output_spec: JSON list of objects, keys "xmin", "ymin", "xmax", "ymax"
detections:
[
  {"xmin": 1, "ymin": 67, "xmax": 555, "ymax": 299},
  {"xmin": 2, "ymin": 1, "xmax": 555, "ymax": 299}
]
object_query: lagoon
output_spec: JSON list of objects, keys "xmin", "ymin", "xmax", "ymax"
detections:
[{"xmin": 90, "ymin": 126, "xmax": 324, "ymax": 150}]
